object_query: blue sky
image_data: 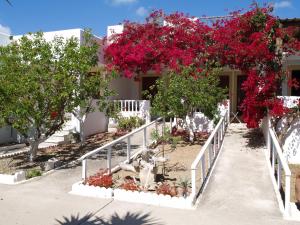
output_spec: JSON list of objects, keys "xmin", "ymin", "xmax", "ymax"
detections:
[{"xmin": 0, "ymin": 0, "xmax": 299, "ymax": 37}]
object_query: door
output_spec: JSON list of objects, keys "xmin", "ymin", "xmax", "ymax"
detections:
[
  {"xmin": 219, "ymin": 75, "xmax": 230, "ymax": 97},
  {"xmin": 291, "ymin": 70, "xmax": 300, "ymax": 96},
  {"xmin": 142, "ymin": 77, "xmax": 159, "ymax": 100},
  {"xmin": 237, "ymin": 75, "xmax": 247, "ymax": 115}
]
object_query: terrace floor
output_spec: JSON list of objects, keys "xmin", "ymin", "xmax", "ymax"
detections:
[{"xmin": 0, "ymin": 123, "xmax": 299, "ymax": 225}]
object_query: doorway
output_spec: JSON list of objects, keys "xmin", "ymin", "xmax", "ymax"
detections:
[
  {"xmin": 291, "ymin": 70, "xmax": 300, "ymax": 96},
  {"xmin": 141, "ymin": 77, "xmax": 159, "ymax": 100},
  {"xmin": 237, "ymin": 75, "xmax": 247, "ymax": 114}
]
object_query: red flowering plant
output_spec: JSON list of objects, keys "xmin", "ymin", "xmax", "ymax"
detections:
[
  {"xmin": 84, "ymin": 170, "xmax": 113, "ymax": 188},
  {"xmin": 104, "ymin": 4, "xmax": 300, "ymax": 129},
  {"xmin": 211, "ymin": 4, "xmax": 300, "ymax": 127}
]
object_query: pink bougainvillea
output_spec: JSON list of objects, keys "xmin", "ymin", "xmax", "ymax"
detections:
[{"xmin": 104, "ymin": 4, "xmax": 300, "ymax": 128}]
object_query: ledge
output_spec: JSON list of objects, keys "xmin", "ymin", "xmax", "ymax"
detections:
[
  {"xmin": 0, "ymin": 171, "xmax": 26, "ymax": 184},
  {"xmin": 70, "ymin": 181, "xmax": 194, "ymax": 209}
]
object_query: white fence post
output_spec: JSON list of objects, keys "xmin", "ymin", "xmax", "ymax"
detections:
[
  {"xmin": 143, "ymin": 127, "xmax": 147, "ymax": 150},
  {"xmin": 285, "ymin": 174, "xmax": 291, "ymax": 218},
  {"xmin": 127, "ymin": 136, "xmax": 131, "ymax": 163},
  {"xmin": 191, "ymin": 169, "xmax": 196, "ymax": 198},
  {"xmin": 107, "ymin": 147, "xmax": 112, "ymax": 174},
  {"xmin": 82, "ymin": 159, "xmax": 87, "ymax": 180}
]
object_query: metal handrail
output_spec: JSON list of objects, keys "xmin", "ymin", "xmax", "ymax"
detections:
[
  {"xmin": 190, "ymin": 110, "xmax": 228, "ymax": 199},
  {"xmin": 79, "ymin": 117, "xmax": 161, "ymax": 161},
  {"xmin": 268, "ymin": 127, "xmax": 291, "ymax": 217},
  {"xmin": 80, "ymin": 117, "xmax": 162, "ymax": 180},
  {"xmin": 269, "ymin": 128, "xmax": 291, "ymax": 176}
]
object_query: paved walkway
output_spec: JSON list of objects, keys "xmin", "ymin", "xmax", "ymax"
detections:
[{"xmin": 0, "ymin": 123, "xmax": 300, "ymax": 225}]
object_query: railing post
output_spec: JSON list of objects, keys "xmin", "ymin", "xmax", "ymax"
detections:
[
  {"xmin": 127, "ymin": 136, "xmax": 131, "ymax": 163},
  {"xmin": 219, "ymin": 123, "xmax": 223, "ymax": 142},
  {"xmin": 191, "ymin": 168, "xmax": 196, "ymax": 199},
  {"xmin": 201, "ymin": 156, "xmax": 206, "ymax": 181},
  {"xmin": 285, "ymin": 174, "xmax": 291, "ymax": 218},
  {"xmin": 272, "ymin": 143, "xmax": 275, "ymax": 173},
  {"xmin": 277, "ymin": 161, "xmax": 282, "ymax": 190},
  {"xmin": 143, "ymin": 127, "xmax": 147, "ymax": 150},
  {"xmin": 82, "ymin": 159, "xmax": 87, "ymax": 181},
  {"xmin": 107, "ymin": 147, "xmax": 112, "ymax": 174},
  {"xmin": 217, "ymin": 129, "xmax": 220, "ymax": 149},
  {"xmin": 209, "ymin": 143, "xmax": 213, "ymax": 166},
  {"xmin": 213, "ymin": 134, "xmax": 217, "ymax": 156}
]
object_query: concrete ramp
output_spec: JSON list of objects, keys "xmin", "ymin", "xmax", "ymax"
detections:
[{"xmin": 196, "ymin": 123, "xmax": 286, "ymax": 224}]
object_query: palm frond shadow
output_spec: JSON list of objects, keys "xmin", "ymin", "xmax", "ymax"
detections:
[{"xmin": 56, "ymin": 212, "xmax": 164, "ymax": 225}]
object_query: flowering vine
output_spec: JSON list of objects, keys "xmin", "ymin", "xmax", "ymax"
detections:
[{"xmin": 104, "ymin": 5, "xmax": 300, "ymax": 128}]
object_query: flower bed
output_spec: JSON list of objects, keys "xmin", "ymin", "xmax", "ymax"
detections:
[
  {"xmin": 71, "ymin": 141, "xmax": 202, "ymax": 209},
  {"xmin": 70, "ymin": 181, "xmax": 193, "ymax": 209},
  {"xmin": 113, "ymin": 188, "xmax": 193, "ymax": 209},
  {"xmin": 0, "ymin": 171, "xmax": 26, "ymax": 184},
  {"xmin": 70, "ymin": 181, "xmax": 113, "ymax": 199}
]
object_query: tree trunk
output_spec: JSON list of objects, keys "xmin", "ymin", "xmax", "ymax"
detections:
[
  {"xmin": 79, "ymin": 119, "xmax": 85, "ymax": 146},
  {"xmin": 29, "ymin": 141, "xmax": 39, "ymax": 162},
  {"xmin": 186, "ymin": 114, "xmax": 195, "ymax": 142}
]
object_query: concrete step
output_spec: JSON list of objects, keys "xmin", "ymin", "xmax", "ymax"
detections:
[
  {"xmin": 62, "ymin": 124, "xmax": 75, "ymax": 131},
  {"xmin": 53, "ymin": 130, "xmax": 70, "ymax": 137},
  {"xmin": 45, "ymin": 136, "xmax": 67, "ymax": 143},
  {"xmin": 39, "ymin": 142, "xmax": 58, "ymax": 149}
]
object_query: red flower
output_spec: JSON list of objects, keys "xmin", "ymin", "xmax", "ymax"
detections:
[{"xmin": 50, "ymin": 111, "xmax": 58, "ymax": 120}]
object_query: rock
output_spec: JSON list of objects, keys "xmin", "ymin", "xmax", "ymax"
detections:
[
  {"xmin": 119, "ymin": 162, "xmax": 137, "ymax": 172},
  {"xmin": 44, "ymin": 158, "xmax": 62, "ymax": 171},
  {"xmin": 14, "ymin": 171, "xmax": 25, "ymax": 182},
  {"xmin": 139, "ymin": 166, "xmax": 157, "ymax": 189}
]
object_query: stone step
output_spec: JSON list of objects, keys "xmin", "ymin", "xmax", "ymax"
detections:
[
  {"xmin": 44, "ymin": 136, "xmax": 68, "ymax": 144},
  {"xmin": 53, "ymin": 130, "xmax": 70, "ymax": 137},
  {"xmin": 62, "ymin": 124, "xmax": 75, "ymax": 131},
  {"xmin": 39, "ymin": 142, "xmax": 58, "ymax": 149}
]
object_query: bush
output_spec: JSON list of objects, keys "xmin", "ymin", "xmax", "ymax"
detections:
[
  {"xmin": 117, "ymin": 116, "xmax": 145, "ymax": 132},
  {"xmin": 156, "ymin": 182, "xmax": 177, "ymax": 197},
  {"xmin": 121, "ymin": 180, "xmax": 140, "ymax": 191},
  {"xmin": 26, "ymin": 169, "xmax": 42, "ymax": 179},
  {"xmin": 84, "ymin": 170, "xmax": 113, "ymax": 188}
]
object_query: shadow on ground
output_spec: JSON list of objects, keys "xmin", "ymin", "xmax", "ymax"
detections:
[
  {"xmin": 55, "ymin": 212, "xmax": 164, "ymax": 225},
  {"xmin": 243, "ymin": 128, "xmax": 265, "ymax": 149}
]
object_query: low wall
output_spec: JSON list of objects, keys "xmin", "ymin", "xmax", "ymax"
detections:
[
  {"xmin": 186, "ymin": 100, "xmax": 230, "ymax": 132},
  {"xmin": 0, "ymin": 126, "xmax": 23, "ymax": 144},
  {"xmin": 83, "ymin": 111, "xmax": 108, "ymax": 137}
]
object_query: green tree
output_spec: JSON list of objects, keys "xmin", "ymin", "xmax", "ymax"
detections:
[
  {"xmin": 148, "ymin": 68, "xmax": 226, "ymax": 141},
  {"xmin": 0, "ymin": 31, "xmax": 113, "ymax": 161}
]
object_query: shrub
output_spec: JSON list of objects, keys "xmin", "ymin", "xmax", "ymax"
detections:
[
  {"xmin": 84, "ymin": 170, "xmax": 113, "ymax": 188},
  {"xmin": 156, "ymin": 182, "xmax": 177, "ymax": 197},
  {"xmin": 26, "ymin": 169, "xmax": 42, "ymax": 179},
  {"xmin": 120, "ymin": 180, "xmax": 140, "ymax": 191},
  {"xmin": 117, "ymin": 116, "xmax": 145, "ymax": 132}
]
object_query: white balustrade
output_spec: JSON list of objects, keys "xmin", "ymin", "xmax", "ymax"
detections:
[
  {"xmin": 268, "ymin": 128, "xmax": 292, "ymax": 218},
  {"xmin": 112, "ymin": 100, "xmax": 151, "ymax": 123},
  {"xmin": 190, "ymin": 109, "xmax": 229, "ymax": 201},
  {"xmin": 79, "ymin": 117, "xmax": 162, "ymax": 181}
]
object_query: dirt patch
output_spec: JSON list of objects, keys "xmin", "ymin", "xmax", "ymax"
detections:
[
  {"xmin": 0, "ymin": 132, "xmax": 114, "ymax": 175},
  {"xmin": 112, "ymin": 142, "xmax": 201, "ymax": 189}
]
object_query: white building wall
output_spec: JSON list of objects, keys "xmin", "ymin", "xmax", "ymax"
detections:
[
  {"xmin": 110, "ymin": 77, "xmax": 140, "ymax": 100},
  {"xmin": 13, "ymin": 29, "xmax": 107, "ymax": 139}
]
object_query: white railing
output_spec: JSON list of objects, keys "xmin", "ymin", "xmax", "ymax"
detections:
[
  {"xmin": 278, "ymin": 96, "xmax": 300, "ymax": 108},
  {"xmin": 112, "ymin": 100, "xmax": 151, "ymax": 123},
  {"xmin": 79, "ymin": 117, "xmax": 162, "ymax": 180},
  {"xmin": 268, "ymin": 128, "xmax": 292, "ymax": 218},
  {"xmin": 190, "ymin": 109, "xmax": 229, "ymax": 201}
]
